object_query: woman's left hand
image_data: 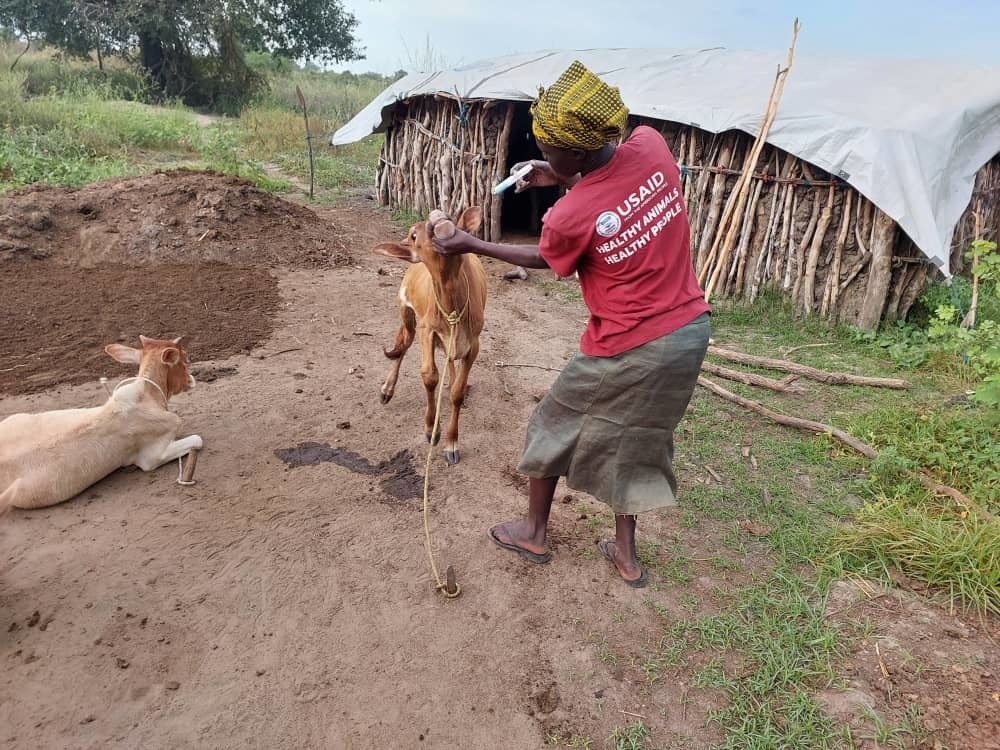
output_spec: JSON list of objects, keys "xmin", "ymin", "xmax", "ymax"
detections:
[{"xmin": 432, "ymin": 227, "xmax": 476, "ymax": 256}]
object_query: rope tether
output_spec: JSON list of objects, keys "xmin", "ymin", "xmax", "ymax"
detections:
[{"xmin": 422, "ymin": 271, "xmax": 471, "ymax": 599}]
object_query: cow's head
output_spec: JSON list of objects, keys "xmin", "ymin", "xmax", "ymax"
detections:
[
  {"xmin": 372, "ymin": 206, "xmax": 482, "ymax": 269},
  {"xmin": 105, "ymin": 335, "xmax": 196, "ymax": 399}
]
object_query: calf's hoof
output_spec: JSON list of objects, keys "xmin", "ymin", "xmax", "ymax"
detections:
[
  {"xmin": 380, "ymin": 391, "xmax": 392, "ymax": 405},
  {"xmin": 426, "ymin": 430, "xmax": 441, "ymax": 446},
  {"xmin": 444, "ymin": 449, "xmax": 461, "ymax": 465}
]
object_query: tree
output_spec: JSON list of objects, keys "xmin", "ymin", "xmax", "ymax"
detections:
[{"xmin": 0, "ymin": 0, "xmax": 363, "ymax": 107}]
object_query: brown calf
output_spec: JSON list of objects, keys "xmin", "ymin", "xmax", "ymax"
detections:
[{"xmin": 373, "ymin": 207, "xmax": 487, "ymax": 464}]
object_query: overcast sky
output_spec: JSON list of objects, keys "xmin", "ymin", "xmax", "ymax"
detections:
[{"xmin": 335, "ymin": 0, "xmax": 1000, "ymax": 75}]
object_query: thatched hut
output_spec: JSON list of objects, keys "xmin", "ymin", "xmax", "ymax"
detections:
[{"xmin": 333, "ymin": 49, "xmax": 1000, "ymax": 328}]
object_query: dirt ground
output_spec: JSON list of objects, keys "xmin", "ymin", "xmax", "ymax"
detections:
[{"xmin": 1, "ymin": 174, "xmax": 996, "ymax": 749}]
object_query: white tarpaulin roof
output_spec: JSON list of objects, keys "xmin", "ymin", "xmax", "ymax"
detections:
[{"xmin": 333, "ymin": 48, "xmax": 1000, "ymax": 275}]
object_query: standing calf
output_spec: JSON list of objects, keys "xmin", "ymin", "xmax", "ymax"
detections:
[
  {"xmin": 373, "ymin": 207, "xmax": 487, "ymax": 464},
  {"xmin": 0, "ymin": 335, "xmax": 202, "ymax": 510}
]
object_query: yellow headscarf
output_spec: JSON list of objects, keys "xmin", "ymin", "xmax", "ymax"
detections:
[{"xmin": 530, "ymin": 60, "xmax": 629, "ymax": 151}]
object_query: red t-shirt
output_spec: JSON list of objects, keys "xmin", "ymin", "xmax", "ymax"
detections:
[{"xmin": 539, "ymin": 126, "xmax": 711, "ymax": 357}]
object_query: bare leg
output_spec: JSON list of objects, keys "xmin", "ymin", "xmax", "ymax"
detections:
[
  {"xmin": 598, "ymin": 514, "xmax": 645, "ymax": 584},
  {"xmin": 489, "ymin": 476, "xmax": 557, "ymax": 556},
  {"xmin": 137, "ymin": 435, "xmax": 204, "ymax": 471},
  {"xmin": 381, "ymin": 304, "xmax": 415, "ymax": 404}
]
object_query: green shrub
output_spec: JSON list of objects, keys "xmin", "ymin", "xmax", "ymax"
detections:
[
  {"xmin": 0, "ymin": 126, "xmax": 133, "ymax": 189},
  {"xmin": 911, "ymin": 275, "xmax": 1000, "ymax": 328},
  {"xmin": 835, "ymin": 401, "xmax": 1000, "ymax": 615}
]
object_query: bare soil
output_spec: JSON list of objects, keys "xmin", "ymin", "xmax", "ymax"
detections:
[
  {"xmin": 821, "ymin": 580, "xmax": 1000, "ymax": 750},
  {"xmin": 1, "ymin": 174, "xmax": 996, "ymax": 749}
]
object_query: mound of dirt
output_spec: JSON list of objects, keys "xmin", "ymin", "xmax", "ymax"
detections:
[
  {"xmin": 0, "ymin": 170, "xmax": 356, "ymax": 397},
  {"xmin": 0, "ymin": 169, "xmax": 351, "ymax": 268}
]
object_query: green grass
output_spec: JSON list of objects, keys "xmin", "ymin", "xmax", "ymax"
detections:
[
  {"xmin": 0, "ymin": 43, "xmax": 386, "ymax": 198},
  {"xmin": 546, "ymin": 732, "xmax": 594, "ymax": 749},
  {"xmin": 847, "ymin": 705, "xmax": 932, "ymax": 748},
  {"xmin": 633, "ymin": 399, "xmax": 860, "ymax": 746},
  {"xmin": 830, "ymin": 400, "xmax": 1000, "ymax": 617},
  {"xmin": 610, "ymin": 721, "xmax": 652, "ymax": 750},
  {"xmin": 694, "ymin": 291, "xmax": 998, "ymax": 619},
  {"xmin": 538, "ymin": 278, "xmax": 584, "ymax": 303},
  {"xmin": 235, "ymin": 103, "xmax": 384, "ymax": 199},
  {"xmin": 617, "ymin": 291, "xmax": 998, "ymax": 747},
  {"xmin": 0, "ymin": 43, "xmax": 151, "ymax": 102},
  {"xmin": 834, "ymin": 495, "xmax": 999, "ymax": 616},
  {"xmin": 390, "ymin": 206, "xmax": 426, "ymax": 229},
  {"xmin": 0, "ymin": 126, "xmax": 135, "ymax": 189},
  {"xmin": 649, "ymin": 572, "xmax": 845, "ymax": 749}
]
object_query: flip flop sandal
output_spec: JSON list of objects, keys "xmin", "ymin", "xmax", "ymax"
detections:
[
  {"xmin": 488, "ymin": 526, "xmax": 552, "ymax": 564},
  {"xmin": 597, "ymin": 539, "xmax": 648, "ymax": 588}
]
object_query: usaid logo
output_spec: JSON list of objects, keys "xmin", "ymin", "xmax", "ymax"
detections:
[{"xmin": 595, "ymin": 211, "xmax": 621, "ymax": 238}]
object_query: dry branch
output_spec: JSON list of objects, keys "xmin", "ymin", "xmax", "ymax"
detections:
[
  {"xmin": 697, "ymin": 376, "xmax": 877, "ymax": 457},
  {"xmin": 700, "ymin": 361, "xmax": 806, "ymax": 393},
  {"xmin": 707, "ymin": 346, "xmax": 910, "ymax": 389}
]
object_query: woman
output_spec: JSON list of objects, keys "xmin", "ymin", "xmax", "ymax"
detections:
[{"xmin": 432, "ymin": 61, "xmax": 711, "ymax": 587}]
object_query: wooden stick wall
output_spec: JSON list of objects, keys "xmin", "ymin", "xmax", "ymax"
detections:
[{"xmin": 377, "ymin": 95, "xmax": 512, "ymax": 243}]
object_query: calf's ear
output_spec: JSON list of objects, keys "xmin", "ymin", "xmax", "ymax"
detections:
[
  {"xmin": 372, "ymin": 242, "xmax": 420, "ymax": 263},
  {"xmin": 457, "ymin": 206, "xmax": 483, "ymax": 234},
  {"xmin": 161, "ymin": 347, "xmax": 181, "ymax": 366},
  {"xmin": 105, "ymin": 344, "xmax": 141, "ymax": 364}
]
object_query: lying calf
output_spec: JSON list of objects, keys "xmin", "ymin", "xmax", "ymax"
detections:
[{"xmin": 0, "ymin": 336, "xmax": 202, "ymax": 510}]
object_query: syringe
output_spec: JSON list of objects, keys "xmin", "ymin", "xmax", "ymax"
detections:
[{"xmin": 492, "ymin": 164, "xmax": 534, "ymax": 195}]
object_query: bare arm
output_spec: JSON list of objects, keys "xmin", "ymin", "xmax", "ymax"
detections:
[{"xmin": 434, "ymin": 231, "xmax": 550, "ymax": 269}]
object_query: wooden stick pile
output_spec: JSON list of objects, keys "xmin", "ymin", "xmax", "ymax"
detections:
[{"xmin": 699, "ymin": 347, "xmax": 991, "ymax": 520}]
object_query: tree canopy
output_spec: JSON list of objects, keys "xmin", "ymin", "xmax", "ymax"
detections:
[{"xmin": 0, "ymin": 0, "xmax": 363, "ymax": 109}]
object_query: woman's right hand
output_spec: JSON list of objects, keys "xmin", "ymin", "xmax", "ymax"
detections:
[{"xmin": 511, "ymin": 160, "xmax": 559, "ymax": 193}]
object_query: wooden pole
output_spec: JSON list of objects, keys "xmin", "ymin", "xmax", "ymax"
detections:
[
  {"xmin": 801, "ymin": 185, "xmax": 836, "ymax": 312},
  {"xmin": 701, "ymin": 17, "xmax": 800, "ymax": 299},
  {"xmin": 295, "ymin": 85, "xmax": 315, "ymax": 200},
  {"xmin": 856, "ymin": 208, "xmax": 897, "ymax": 329},
  {"xmin": 961, "ymin": 200, "xmax": 983, "ymax": 329}
]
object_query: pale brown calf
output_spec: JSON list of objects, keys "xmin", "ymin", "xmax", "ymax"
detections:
[{"xmin": 0, "ymin": 336, "xmax": 202, "ymax": 510}]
